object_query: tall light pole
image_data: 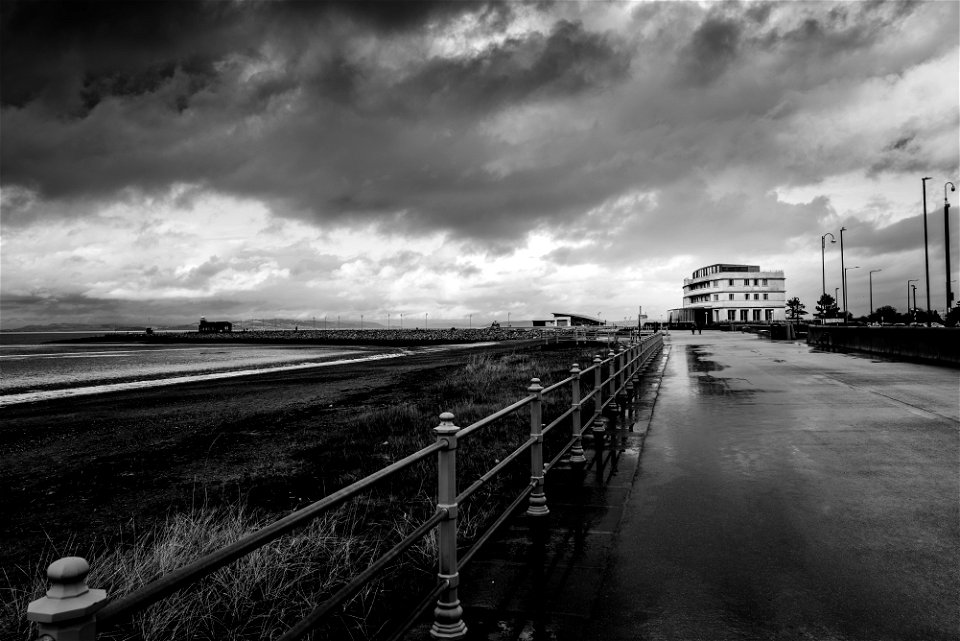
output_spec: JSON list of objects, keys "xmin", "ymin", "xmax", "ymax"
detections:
[
  {"xmin": 844, "ymin": 266, "xmax": 860, "ymax": 319},
  {"xmin": 945, "ymin": 182, "xmax": 956, "ymax": 314},
  {"xmin": 469, "ymin": 313, "xmax": 472, "ymax": 328},
  {"xmin": 868, "ymin": 269, "xmax": 882, "ymax": 320},
  {"xmin": 912, "ymin": 284, "xmax": 918, "ymax": 321},
  {"xmin": 839, "ymin": 226, "xmax": 848, "ymax": 320},
  {"xmin": 921, "ymin": 177, "xmax": 932, "ymax": 324},
  {"xmin": 907, "ymin": 279, "xmax": 918, "ymax": 319},
  {"xmin": 425, "ymin": 312, "xmax": 428, "ymax": 328},
  {"xmin": 400, "ymin": 313, "xmax": 404, "ymax": 329},
  {"xmin": 821, "ymin": 232, "xmax": 836, "ymax": 297}
]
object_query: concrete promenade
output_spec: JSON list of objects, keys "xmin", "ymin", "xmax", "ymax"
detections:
[{"xmin": 423, "ymin": 331, "xmax": 959, "ymax": 641}]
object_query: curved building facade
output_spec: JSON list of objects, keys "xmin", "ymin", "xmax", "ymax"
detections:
[{"xmin": 669, "ymin": 264, "xmax": 786, "ymax": 326}]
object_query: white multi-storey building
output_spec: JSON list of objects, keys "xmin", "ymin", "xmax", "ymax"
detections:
[{"xmin": 669, "ymin": 263, "xmax": 786, "ymax": 326}]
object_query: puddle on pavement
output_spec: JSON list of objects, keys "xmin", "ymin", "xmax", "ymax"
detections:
[
  {"xmin": 685, "ymin": 345, "xmax": 727, "ymax": 373},
  {"xmin": 681, "ymin": 345, "xmax": 756, "ymax": 398}
]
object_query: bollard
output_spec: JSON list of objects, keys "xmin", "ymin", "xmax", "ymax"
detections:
[
  {"xmin": 431, "ymin": 413, "xmax": 467, "ymax": 639},
  {"xmin": 27, "ymin": 556, "xmax": 107, "ymax": 641},
  {"xmin": 526, "ymin": 378, "xmax": 549, "ymax": 516},
  {"xmin": 569, "ymin": 363, "xmax": 586, "ymax": 464}
]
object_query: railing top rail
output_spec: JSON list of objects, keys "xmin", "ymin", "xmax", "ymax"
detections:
[
  {"xmin": 541, "ymin": 375, "xmax": 573, "ymax": 395},
  {"xmin": 97, "ymin": 438, "xmax": 445, "ymax": 627},
  {"xmin": 456, "ymin": 394, "xmax": 535, "ymax": 439},
  {"xmin": 579, "ymin": 362, "xmax": 599, "ymax": 375}
]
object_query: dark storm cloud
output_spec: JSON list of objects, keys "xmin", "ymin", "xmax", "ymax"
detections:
[
  {"xmin": 392, "ymin": 19, "xmax": 631, "ymax": 115},
  {"xmin": 0, "ymin": 0, "xmax": 501, "ymax": 109},
  {"xmin": 1, "ymin": 0, "xmax": 957, "ymax": 255},
  {"xmin": 681, "ymin": 16, "xmax": 742, "ymax": 85},
  {"xmin": 1, "ymin": 2, "xmax": 634, "ymax": 241}
]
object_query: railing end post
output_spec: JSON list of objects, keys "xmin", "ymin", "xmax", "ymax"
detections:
[
  {"xmin": 432, "ymin": 413, "xmax": 467, "ymax": 640},
  {"xmin": 27, "ymin": 557, "xmax": 107, "ymax": 641}
]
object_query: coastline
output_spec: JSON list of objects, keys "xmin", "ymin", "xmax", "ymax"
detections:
[
  {"xmin": 0, "ymin": 340, "xmax": 551, "ymax": 574},
  {"xmin": 53, "ymin": 327, "xmax": 558, "ymax": 346}
]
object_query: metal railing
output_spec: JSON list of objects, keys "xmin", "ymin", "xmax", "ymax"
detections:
[{"xmin": 26, "ymin": 332, "xmax": 664, "ymax": 641}]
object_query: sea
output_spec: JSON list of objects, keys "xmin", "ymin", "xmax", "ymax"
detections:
[{"xmin": 0, "ymin": 332, "xmax": 407, "ymax": 407}]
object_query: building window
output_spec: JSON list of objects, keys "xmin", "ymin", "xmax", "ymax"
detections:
[
  {"xmin": 754, "ymin": 293, "xmax": 760, "ymax": 300},
  {"xmin": 729, "ymin": 294, "xmax": 735, "ymax": 300},
  {"xmin": 728, "ymin": 310, "xmax": 737, "ymax": 321},
  {"xmin": 763, "ymin": 293, "xmax": 769, "ymax": 300},
  {"xmin": 743, "ymin": 279, "xmax": 750, "ymax": 286},
  {"xmin": 729, "ymin": 279, "xmax": 734, "ymax": 286},
  {"xmin": 712, "ymin": 294, "xmax": 718, "ymax": 301},
  {"xmin": 762, "ymin": 279, "xmax": 768, "ymax": 286},
  {"xmin": 753, "ymin": 309, "xmax": 762, "ymax": 321},
  {"xmin": 765, "ymin": 309, "xmax": 774, "ymax": 321},
  {"xmin": 740, "ymin": 310, "xmax": 748, "ymax": 322},
  {"xmin": 745, "ymin": 294, "xmax": 750, "ymax": 300}
]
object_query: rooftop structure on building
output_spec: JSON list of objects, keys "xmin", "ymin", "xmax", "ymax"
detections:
[
  {"xmin": 532, "ymin": 312, "xmax": 605, "ymax": 327},
  {"xmin": 668, "ymin": 264, "xmax": 786, "ymax": 326}
]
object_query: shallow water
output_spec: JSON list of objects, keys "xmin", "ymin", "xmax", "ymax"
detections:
[{"xmin": 0, "ymin": 335, "xmax": 394, "ymax": 406}]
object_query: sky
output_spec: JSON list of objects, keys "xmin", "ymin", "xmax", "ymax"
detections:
[{"xmin": 1, "ymin": 0, "xmax": 958, "ymax": 329}]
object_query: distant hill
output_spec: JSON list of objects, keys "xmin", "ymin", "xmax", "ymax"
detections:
[{"xmin": 4, "ymin": 323, "xmax": 146, "ymax": 332}]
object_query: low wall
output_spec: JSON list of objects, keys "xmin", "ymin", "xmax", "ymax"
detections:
[{"xmin": 807, "ymin": 326, "xmax": 960, "ymax": 366}]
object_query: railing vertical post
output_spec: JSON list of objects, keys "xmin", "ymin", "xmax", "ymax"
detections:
[
  {"xmin": 569, "ymin": 363, "xmax": 586, "ymax": 464},
  {"xmin": 607, "ymin": 348, "xmax": 617, "ymax": 407},
  {"xmin": 592, "ymin": 354, "xmax": 605, "ymax": 435},
  {"xmin": 526, "ymin": 378, "xmax": 549, "ymax": 516},
  {"xmin": 27, "ymin": 556, "xmax": 107, "ymax": 641},
  {"xmin": 431, "ymin": 412, "xmax": 467, "ymax": 640}
]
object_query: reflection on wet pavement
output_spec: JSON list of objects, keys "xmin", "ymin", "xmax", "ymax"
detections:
[{"xmin": 588, "ymin": 332, "xmax": 959, "ymax": 641}]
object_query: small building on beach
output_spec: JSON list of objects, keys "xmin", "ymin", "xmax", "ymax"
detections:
[
  {"xmin": 198, "ymin": 318, "xmax": 233, "ymax": 333},
  {"xmin": 532, "ymin": 312, "xmax": 605, "ymax": 327}
]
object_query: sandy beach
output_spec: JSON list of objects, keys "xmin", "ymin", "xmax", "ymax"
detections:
[{"xmin": 0, "ymin": 340, "xmax": 547, "ymax": 573}]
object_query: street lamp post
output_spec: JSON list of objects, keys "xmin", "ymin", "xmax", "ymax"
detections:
[
  {"xmin": 907, "ymin": 279, "xmax": 918, "ymax": 320},
  {"xmin": 839, "ymin": 226, "xmax": 848, "ymax": 320},
  {"xmin": 945, "ymin": 182, "xmax": 956, "ymax": 314},
  {"xmin": 868, "ymin": 269, "xmax": 882, "ymax": 321},
  {"xmin": 912, "ymin": 285, "xmax": 918, "ymax": 322},
  {"xmin": 469, "ymin": 313, "xmax": 472, "ymax": 328},
  {"xmin": 821, "ymin": 232, "xmax": 836, "ymax": 298},
  {"xmin": 400, "ymin": 313, "xmax": 404, "ymax": 329},
  {"xmin": 922, "ymin": 177, "xmax": 932, "ymax": 325},
  {"xmin": 843, "ymin": 266, "xmax": 859, "ymax": 320}
]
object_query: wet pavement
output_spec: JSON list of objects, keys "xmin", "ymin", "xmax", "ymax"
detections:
[
  {"xmin": 408, "ymin": 332, "xmax": 959, "ymax": 641},
  {"xmin": 587, "ymin": 332, "xmax": 958, "ymax": 641}
]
